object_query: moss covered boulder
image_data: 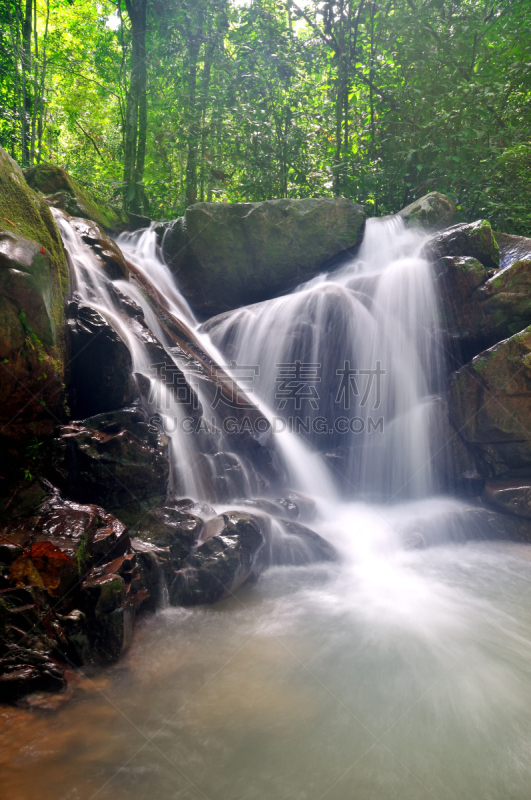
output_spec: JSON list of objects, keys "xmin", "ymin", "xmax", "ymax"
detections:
[
  {"xmin": 449, "ymin": 326, "xmax": 531, "ymax": 478},
  {"xmin": 24, "ymin": 163, "xmax": 127, "ymax": 231},
  {"xmin": 0, "ymin": 147, "xmax": 68, "ymax": 449},
  {"xmin": 430, "ymin": 220, "xmax": 500, "ymax": 269},
  {"xmin": 162, "ymin": 198, "xmax": 365, "ymax": 316},
  {"xmin": 398, "ymin": 191, "xmax": 455, "ymax": 230}
]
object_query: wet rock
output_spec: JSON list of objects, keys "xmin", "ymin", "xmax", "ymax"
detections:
[
  {"xmin": 162, "ymin": 198, "xmax": 365, "ymax": 315},
  {"xmin": 430, "ymin": 220, "xmax": 500, "ymax": 270},
  {"xmin": 67, "ymin": 302, "xmax": 135, "ymax": 419},
  {"xmin": 275, "ymin": 492, "xmax": 317, "ymax": 523},
  {"xmin": 398, "ymin": 192, "xmax": 455, "ymax": 230},
  {"xmin": 69, "ymin": 217, "xmax": 129, "ymax": 280},
  {"xmin": 428, "ymin": 396, "xmax": 480, "ymax": 494},
  {"xmin": 0, "ymin": 483, "xmax": 151, "ymax": 671},
  {"xmin": 483, "ymin": 480, "xmax": 531, "ymax": 519},
  {"xmin": 168, "ymin": 512, "xmax": 265, "ymax": 605},
  {"xmin": 449, "ymin": 326, "xmax": 531, "ymax": 479},
  {"xmin": 0, "ymin": 648, "xmax": 66, "ymax": 704},
  {"xmin": 272, "ymin": 519, "xmax": 338, "ymax": 565},
  {"xmin": 24, "ymin": 163, "xmax": 127, "ymax": 230},
  {"xmin": 495, "ymin": 232, "xmax": 531, "ymax": 269},
  {"xmin": 51, "ymin": 409, "xmax": 170, "ymax": 508}
]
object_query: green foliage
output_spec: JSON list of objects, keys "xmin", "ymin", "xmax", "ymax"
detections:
[{"xmin": 0, "ymin": 0, "xmax": 530, "ymax": 231}]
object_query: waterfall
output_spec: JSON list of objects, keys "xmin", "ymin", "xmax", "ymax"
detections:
[
  {"xmin": 206, "ymin": 216, "xmax": 444, "ymax": 501},
  {"xmin": 54, "ymin": 211, "xmax": 334, "ymax": 506}
]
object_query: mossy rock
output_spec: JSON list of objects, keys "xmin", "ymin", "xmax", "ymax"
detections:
[
  {"xmin": 162, "ymin": 197, "xmax": 365, "ymax": 315},
  {"xmin": 398, "ymin": 191, "xmax": 455, "ymax": 230},
  {"xmin": 0, "ymin": 147, "xmax": 68, "ymax": 442},
  {"xmin": 431, "ymin": 220, "xmax": 500, "ymax": 269},
  {"xmin": 24, "ymin": 163, "xmax": 127, "ymax": 231},
  {"xmin": 449, "ymin": 326, "xmax": 531, "ymax": 478}
]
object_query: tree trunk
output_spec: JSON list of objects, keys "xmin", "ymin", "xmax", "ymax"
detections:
[
  {"xmin": 21, "ymin": 0, "xmax": 32, "ymax": 166},
  {"xmin": 185, "ymin": 36, "xmax": 201, "ymax": 208},
  {"xmin": 123, "ymin": 0, "xmax": 147, "ymax": 213}
]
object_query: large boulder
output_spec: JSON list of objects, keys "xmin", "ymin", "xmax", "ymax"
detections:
[
  {"xmin": 430, "ymin": 220, "xmax": 500, "ymax": 269},
  {"xmin": 24, "ymin": 163, "xmax": 127, "ymax": 230},
  {"xmin": 449, "ymin": 326, "xmax": 531, "ymax": 479},
  {"xmin": 0, "ymin": 147, "xmax": 68, "ymax": 448},
  {"xmin": 162, "ymin": 198, "xmax": 365, "ymax": 316},
  {"xmin": 398, "ymin": 191, "xmax": 455, "ymax": 230}
]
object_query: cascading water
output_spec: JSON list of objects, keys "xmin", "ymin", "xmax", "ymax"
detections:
[
  {"xmin": 205, "ymin": 216, "xmax": 444, "ymax": 501},
  {"xmin": 6, "ymin": 211, "xmax": 531, "ymax": 800}
]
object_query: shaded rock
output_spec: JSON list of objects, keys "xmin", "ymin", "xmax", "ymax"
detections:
[
  {"xmin": 429, "ymin": 220, "xmax": 500, "ymax": 269},
  {"xmin": 398, "ymin": 192, "xmax": 455, "ymax": 230},
  {"xmin": 67, "ymin": 301, "xmax": 135, "ymax": 419},
  {"xmin": 0, "ymin": 147, "xmax": 68, "ymax": 443},
  {"xmin": 162, "ymin": 198, "xmax": 365, "ymax": 315},
  {"xmin": 24, "ymin": 163, "xmax": 127, "ymax": 230},
  {"xmin": 51, "ymin": 409, "xmax": 170, "ymax": 508},
  {"xmin": 69, "ymin": 217, "xmax": 129, "ymax": 280},
  {"xmin": 168, "ymin": 511, "xmax": 265, "ymax": 605},
  {"xmin": 0, "ymin": 647, "xmax": 66, "ymax": 704},
  {"xmin": 449, "ymin": 326, "xmax": 531, "ymax": 479},
  {"xmin": 428, "ymin": 396, "xmax": 480, "ymax": 494},
  {"xmin": 0, "ymin": 483, "xmax": 150, "ymax": 670},
  {"xmin": 483, "ymin": 480, "xmax": 531, "ymax": 519},
  {"xmin": 437, "ymin": 251, "xmax": 531, "ymax": 362}
]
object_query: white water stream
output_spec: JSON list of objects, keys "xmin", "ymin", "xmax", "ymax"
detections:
[{"xmin": 5, "ymin": 213, "xmax": 531, "ymax": 800}]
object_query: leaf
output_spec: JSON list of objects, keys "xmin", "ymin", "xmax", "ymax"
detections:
[{"xmin": 9, "ymin": 542, "xmax": 74, "ymax": 595}]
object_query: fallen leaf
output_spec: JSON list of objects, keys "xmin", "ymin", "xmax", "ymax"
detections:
[
  {"xmin": 8, "ymin": 542, "xmax": 74, "ymax": 594},
  {"xmin": 1, "ymin": 217, "xmax": 16, "ymax": 228}
]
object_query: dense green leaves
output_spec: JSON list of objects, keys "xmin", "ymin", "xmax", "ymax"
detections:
[{"xmin": 0, "ymin": 0, "xmax": 530, "ymax": 231}]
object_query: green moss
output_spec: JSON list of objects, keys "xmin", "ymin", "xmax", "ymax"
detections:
[
  {"xmin": 24, "ymin": 163, "xmax": 126, "ymax": 230},
  {"xmin": 0, "ymin": 148, "xmax": 68, "ymax": 363}
]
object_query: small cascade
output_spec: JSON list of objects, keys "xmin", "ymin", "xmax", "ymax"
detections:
[
  {"xmin": 205, "ymin": 216, "xmax": 444, "ymax": 501},
  {"xmin": 54, "ymin": 211, "xmax": 329, "ymax": 506}
]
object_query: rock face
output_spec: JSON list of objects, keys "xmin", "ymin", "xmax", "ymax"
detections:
[
  {"xmin": 67, "ymin": 301, "xmax": 135, "ymax": 419},
  {"xmin": 449, "ymin": 326, "xmax": 531, "ymax": 479},
  {"xmin": 436, "ymin": 229, "xmax": 531, "ymax": 362},
  {"xmin": 430, "ymin": 220, "xmax": 500, "ymax": 269},
  {"xmin": 51, "ymin": 407, "xmax": 170, "ymax": 509},
  {"xmin": 398, "ymin": 191, "xmax": 455, "ymax": 230},
  {"xmin": 162, "ymin": 198, "xmax": 365, "ymax": 316},
  {"xmin": 0, "ymin": 482, "xmax": 151, "ymax": 702},
  {"xmin": 0, "ymin": 147, "xmax": 68, "ymax": 449},
  {"xmin": 24, "ymin": 163, "xmax": 127, "ymax": 230}
]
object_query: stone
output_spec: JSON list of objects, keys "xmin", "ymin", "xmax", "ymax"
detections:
[
  {"xmin": 24, "ymin": 163, "xmax": 127, "ymax": 230},
  {"xmin": 0, "ymin": 147, "xmax": 68, "ymax": 443},
  {"xmin": 0, "ymin": 483, "xmax": 151, "ymax": 670},
  {"xmin": 398, "ymin": 192, "xmax": 455, "ymax": 230},
  {"xmin": 168, "ymin": 511, "xmax": 265, "ymax": 605},
  {"xmin": 66, "ymin": 301, "xmax": 135, "ymax": 419},
  {"xmin": 51, "ymin": 409, "xmax": 170, "ymax": 509},
  {"xmin": 449, "ymin": 326, "xmax": 531, "ymax": 479},
  {"xmin": 429, "ymin": 220, "xmax": 500, "ymax": 269},
  {"xmin": 270, "ymin": 519, "xmax": 338, "ymax": 565},
  {"xmin": 483, "ymin": 480, "xmax": 531, "ymax": 519},
  {"xmin": 495, "ymin": 232, "xmax": 531, "ymax": 269},
  {"xmin": 162, "ymin": 198, "xmax": 365, "ymax": 315},
  {"xmin": 69, "ymin": 217, "xmax": 129, "ymax": 280}
]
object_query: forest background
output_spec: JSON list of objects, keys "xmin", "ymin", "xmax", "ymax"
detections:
[{"xmin": 0, "ymin": 0, "xmax": 530, "ymax": 232}]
